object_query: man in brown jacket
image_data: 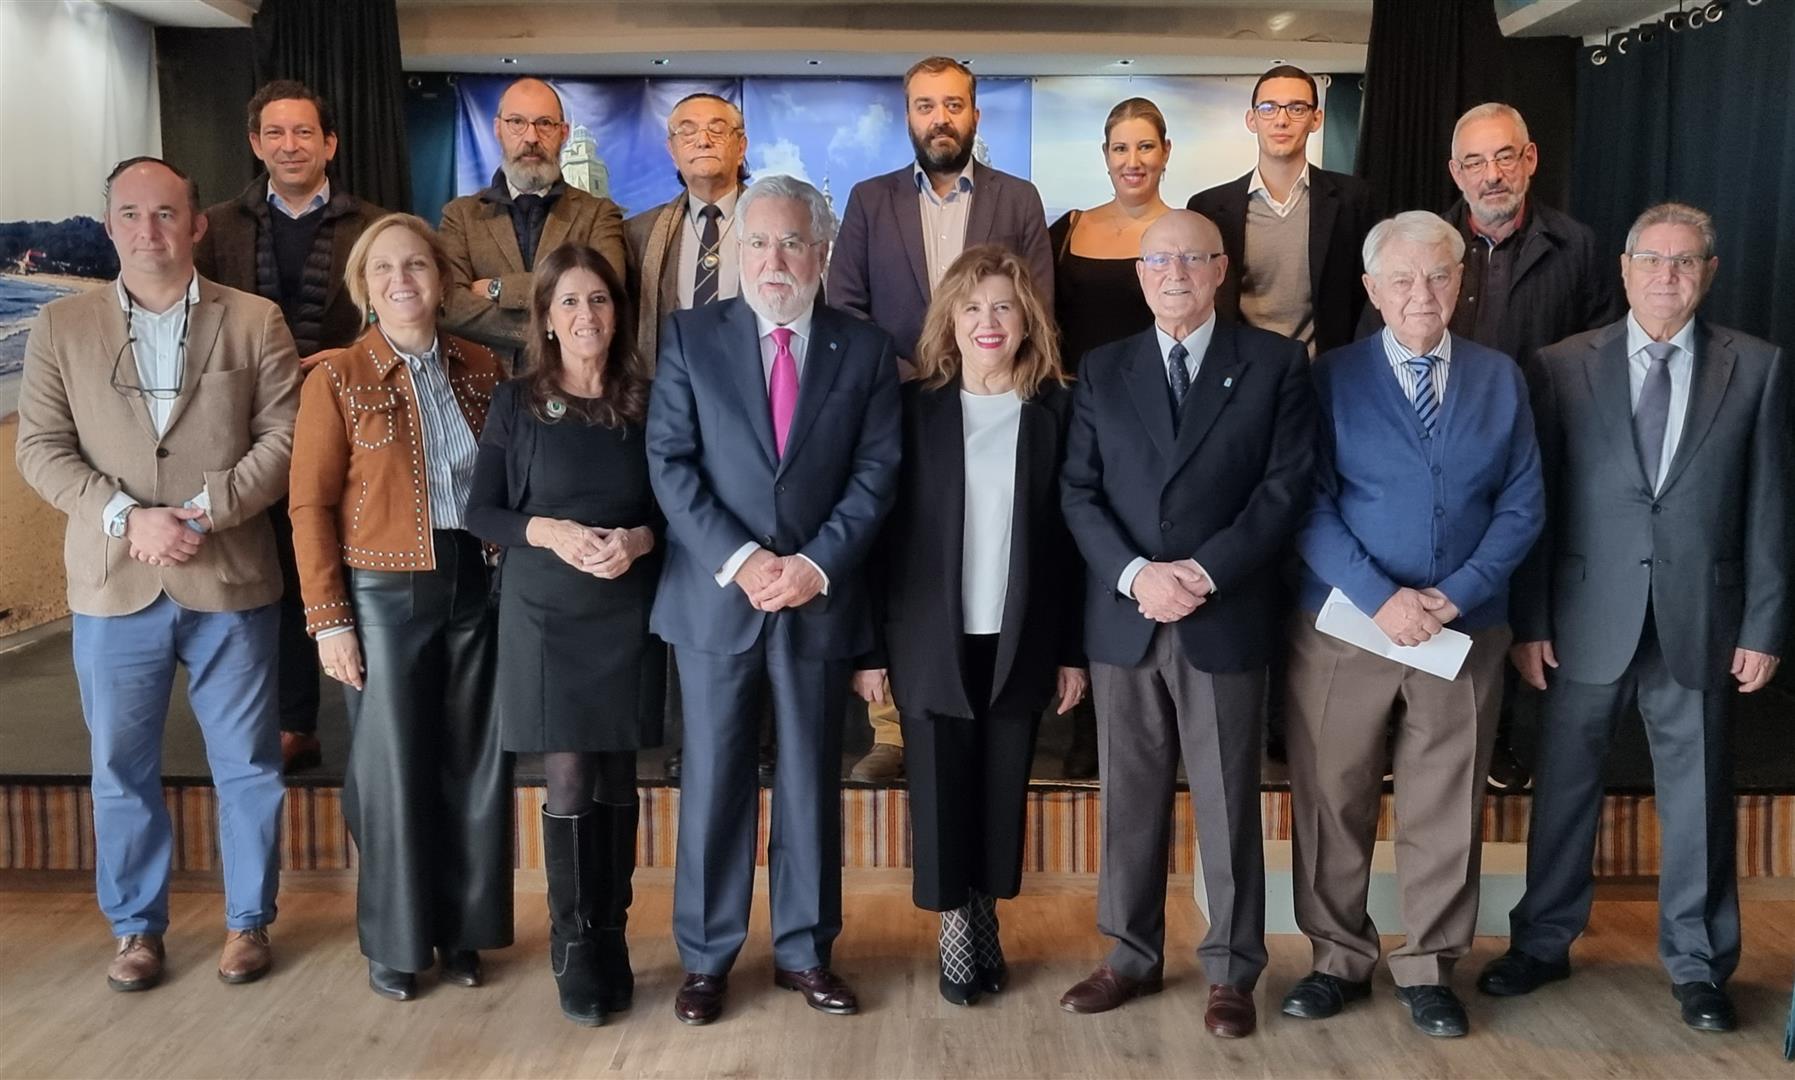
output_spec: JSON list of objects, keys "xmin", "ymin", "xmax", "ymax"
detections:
[
  {"xmin": 194, "ymin": 79, "xmax": 383, "ymax": 771},
  {"xmin": 439, "ymin": 77, "xmax": 626, "ymax": 356},
  {"xmin": 15, "ymin": 157, "xmax": 300, "ymax": 993}
]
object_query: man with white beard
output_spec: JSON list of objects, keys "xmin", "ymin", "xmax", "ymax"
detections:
[{"xmin": 645, "ymin": 175, "xmax": 903, "ymax": 1026}]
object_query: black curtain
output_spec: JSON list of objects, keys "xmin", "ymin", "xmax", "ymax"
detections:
[
  {"xmin": 1572, "ymin": 2, "xmax": 1795, "ymax": 348},
  {"xmin": 155, "ymin": 28, "xmax": 258, "ymax": 210},
  {"xmin": 1355, "ymin": 0, "xmax": 1577, "ymax": 220},
  {"xmin": 252, "ymin": 0, "xmax": 411, "ymax": 212}
]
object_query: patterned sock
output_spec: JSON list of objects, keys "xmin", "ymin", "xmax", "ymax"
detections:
[
  {"xmin": 968, "ymin": 890, "xmax": 1004, "ymax": 971},
  {"xmin": 939, "ymin": 905, "xmax": 977, "ymax": 984}
]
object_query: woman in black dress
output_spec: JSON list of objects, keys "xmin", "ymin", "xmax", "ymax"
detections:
[
  {"xmin": 1046, "ymin": 97, "xmax": 1172, "ymax": 778},
  {"xmin": 465, "ymin": 242, "xmax": 664, "ymax": 1027}
]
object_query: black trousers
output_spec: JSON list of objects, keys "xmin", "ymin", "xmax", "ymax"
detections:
[
  {"xmin": 269, "ymin": 498, "xmax": 320, "ymax": 735},
  {"xmin": 342, "ymin": 530, "xmax": 513, "ymax": 972},
  {"xmin": 902, "ymin": 634, "xmax": 1043, "ymax": 912}
]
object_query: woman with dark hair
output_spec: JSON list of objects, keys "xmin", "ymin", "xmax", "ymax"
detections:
[
  {"xmin": 465, "ymin": 242, "xmax": 665, "ymax": 1026},
  {"xmin": 290, "ymin": 213, "xmax": 510, "ymax": 1002},
  {"xmin": 1046, "ymin": 96, "xmax": 1172, "ymax": 779},
  {"xmin": 852, "ymin": 244, "xmax": 1087, "ymax": 1006}
]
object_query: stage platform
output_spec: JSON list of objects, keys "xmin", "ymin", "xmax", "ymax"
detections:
[{"xmin": 6, "ymin": 620, "xmax": 1795, "ymax": 878}]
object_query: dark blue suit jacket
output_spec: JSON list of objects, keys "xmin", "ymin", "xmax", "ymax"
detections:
[
  {"xmin": 826, "ymin": 161, "xmax": 1054, "ymax": 360},
  {"xmin": 1061, "ymin": 320, "xmax": 1317, "ymax": 672},
  {"xmin": 646, "ymin": 297, "xmax": 902, "ymax": 659}
]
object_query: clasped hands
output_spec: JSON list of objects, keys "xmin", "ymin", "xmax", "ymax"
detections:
[
  {"xmin": 124, "ymin": 505, "xmax": 212, "ymax": 567},
  {"xmin": 531, "ymin": 517, "xmax": 652, "ymax": 579},
  {"xmin": 1371, "ymin": 586, "xmax": 1460, "ymax": 647},
  {"xmin": 733, "ymin": 548, "xmax": 824, "ymax": 612},
  {"xmin": 1133, "ymin": 559, "xmax": 1214, "ymax": 623}
]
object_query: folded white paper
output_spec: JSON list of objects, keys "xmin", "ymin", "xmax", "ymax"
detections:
[{"xmin": 1315, "ymin": 587, "xmax": 1472, "ymax": 681}]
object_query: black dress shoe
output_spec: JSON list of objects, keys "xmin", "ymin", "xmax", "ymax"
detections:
[
  {"xmin": 1281, "ymin": 971, "xmax": 1371, "ymax": 1019},
  {"xmin": 368, "ymin": 961, "xmax": 417, "ymax": 1002},
  {"xmin": 1672, "ymin": 981, "xmax": 1736, "ymax": 1032},
  {"xmin": 977, "ymin": 963, "xmax": 1008, "ymax": 995},
  {"xmin": 1486, "ymin": 735, "xmax": 1532, "ymax": 791},
  {"xmin": 758, "ymin": 743, "xmax": 777, "ymax": 786},
  {"xmin": 1477, "ymin": 948, "xmax": 1570, "ymax": 997},
  {"xmin": 939, "ymin": 972, "xmax": 982, "ymax": 1006},
  {"xmin": 774, "ymin": 966, "xmax": 860, "ymax": 1014},
  {"xmin": 1394, "ymin": 984, "xmax": 1469, "ymax": 1038},
  {"xmin": 437, "ymin": 948, "xmax": 482, "ymax": 987},
  {"xmin": 674, "ymin": 972, "xmax": 727, "ymax": 1025}
]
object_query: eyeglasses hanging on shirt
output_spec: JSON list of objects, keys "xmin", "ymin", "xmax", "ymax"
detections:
[{"xmin": 109, "ymin": 291, "xmax": 193, "ymax": 402}]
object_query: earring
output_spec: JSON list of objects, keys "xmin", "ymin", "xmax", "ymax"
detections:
[
  {"xmin": 366, "ymin": 308, "xmax": 379, "ymax": 325},
  {"xmin": 546, "ymin": 328, "xmax": 555, "ymax": 340}
]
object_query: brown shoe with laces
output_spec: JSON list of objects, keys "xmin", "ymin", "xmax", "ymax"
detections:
[
  {"xmin": 218, "ymin": 926, "xmax": 273, "ymax": 984},
  {"xmin": 107, "ymin": 934, "xmax": 165, "ymax": 992}
]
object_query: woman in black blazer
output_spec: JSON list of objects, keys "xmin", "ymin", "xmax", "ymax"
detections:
[
  {"xmin": 853, "ymin": 244, "xmax": 1088, "ymax": 1006},
  {"xmin": 465, "ymin": 243, "xmax": 664, "ymax": 1027}
]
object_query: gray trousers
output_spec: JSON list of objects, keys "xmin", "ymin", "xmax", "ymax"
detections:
[
  {"xmin": 1093, "ymin": 624, "xmax": 1268, "ymax": 989},
  {"xmin": 1509, "ymin": 619, "xmax": 1740, "ymax": 984}
]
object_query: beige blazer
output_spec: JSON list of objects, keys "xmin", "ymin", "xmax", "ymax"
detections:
[
  {"xmin": 437, "ymin": 179, "xmax": 626, "ymax": 353},
  {"xmin": 14, "ymin": 276, "xmax": 300, "ymax": 617}
]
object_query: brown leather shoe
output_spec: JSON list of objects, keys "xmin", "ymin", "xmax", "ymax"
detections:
[
  {"xmin": 848, "ymin": 744, "xmax": 903, "ymax": 783},
  {"xmin": 674, "ymin": 972, "xmax": 727, "ymax": 1025},
  {"xmin": 218, "ymin": 926, "xmax": 273, "ymax": 983},
  {"xmin": 1058, "ymin": 961, "xmax": 1164, "ymax": 1014},
  {"xmin": 774, "ymin": 966, "xmax": 860, "ymax": 1015},
  {"xmin": 1205, "ymin": 983, "xmax": 1257, "ymax": 1038},
  {"xmin": 281, "ymin": 732, "xmax": 322, "ymax": 772},
  {"xmin": 107, "ymin": 933, "xmax": 165, "ymax": 992}
]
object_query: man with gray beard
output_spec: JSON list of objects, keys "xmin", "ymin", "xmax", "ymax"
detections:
[
  {"xmin": 439, "ymin": 77, "xmax": 626, "ymax": 357},
  {"xmin": 645, "ymin": 175, "xmax": 902, "ymax": 1026}
]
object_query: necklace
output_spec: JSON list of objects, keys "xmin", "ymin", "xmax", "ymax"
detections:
[{"xmin": 686, "ymin": 201, "xmax": 736, "ymax": 272}]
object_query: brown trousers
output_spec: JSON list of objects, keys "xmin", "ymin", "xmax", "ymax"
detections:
[{"xmin": 1284, "ymin": 613, "xmax": 1510, "ymax": 986}]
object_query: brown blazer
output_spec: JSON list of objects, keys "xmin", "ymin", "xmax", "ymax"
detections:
[
  {"xmin": 437, "ymin": 174, "xmax": 626, "ymax": 353},
  {"xmin": 288, "ymin": 326, "xmax": 504, "ymax": 637},
  {"xmin": 14, "ymin": 276, "xmax": 300, "ymax": 617},
  {"xmin": 623, "ymin": 184, "xmax": 747, "ymax": 368}
]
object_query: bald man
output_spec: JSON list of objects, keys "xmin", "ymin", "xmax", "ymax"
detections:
[
  {"xmin": 439, "ymin": 77, "xmax": 626, "ymax": 356},
  {"xmin": 1058, "ymin": 210, "xmax": 1316, "ymax": 1037}
]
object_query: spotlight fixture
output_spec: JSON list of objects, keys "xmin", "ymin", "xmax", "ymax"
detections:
[
  {"xmin": 1114, "ymin": 58, "xmax": 1135, "ymax": 66},
  {"xmin": 959, "ymin": 58, "xmax": 973, "ymax": 65},
  {"xmin": 651, "ymin": 57, "xmax": 670, "ymax": 66},
  {"xmin": 501, "ymin": 57, "xmax": 517, "ymax": 65},
  {"xmin": 806, "ymin": 59, "xmax": 822, "ymax": 66}
]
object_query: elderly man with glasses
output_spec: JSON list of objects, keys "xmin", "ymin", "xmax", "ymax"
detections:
[
  {"xmin": 15, "ymin": 156, "xmax": 301, "ymax": 993},
  {"xmin": 438, "ymin": 77, "xmax": 626, "ymax": 359}
]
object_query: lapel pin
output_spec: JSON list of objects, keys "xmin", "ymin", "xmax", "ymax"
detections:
[
  {"xmin": 1223, "ymin": 376, "xmax": 1234, "ymax": 388},
  {"xmin": 829, "ymin": 341, "xmax": 838, "ymax": 350}
]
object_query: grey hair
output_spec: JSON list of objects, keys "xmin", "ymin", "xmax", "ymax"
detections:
[
  {"xmin": 1363, "ymin": 210, "xmax": 1466, "ymax": 276},
  {"xmin": 1625, "ymin": 202, "xmax": 1717, "ymax": 259},
  {"xmin": 737, "ymin": 174, "xmax": 836, "ymax": 242},
  {"xmin": 1451, "ymin": 102, "xmax": 1530, "ymax": 157}
]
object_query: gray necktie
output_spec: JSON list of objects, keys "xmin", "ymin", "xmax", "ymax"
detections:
[{"xmin": 1634, "ymin": 341, "xmax": 1675, "ymax": 489}]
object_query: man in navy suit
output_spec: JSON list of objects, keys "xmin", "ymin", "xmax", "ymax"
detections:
[
  {"xmin": 828, "ymin": 55, "xmax": 1055, "ymax": 782},
  {"xmin": 647, "ymin": 175, "xmax": 901, "ymax": 1025},
  {"xmin": 1057, "ymin": 209, "xmax": 1316, "ymax": 1038}
]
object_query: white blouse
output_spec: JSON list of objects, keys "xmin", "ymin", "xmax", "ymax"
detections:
[{"xmin": 960, "ymin": 388, "xmax": 1023, "ymax": 634}]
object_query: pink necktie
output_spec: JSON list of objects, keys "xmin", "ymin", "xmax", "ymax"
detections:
[{"xmin": 769, "ymin": 326, "xmax": 798, "ymax": 458}]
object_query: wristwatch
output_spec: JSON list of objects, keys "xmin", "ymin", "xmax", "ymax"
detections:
[
  {"xmin": 486, "ymin": 278, "xmax": 502, "ymax": 302},
  {"xmin": 107, "ymin": 504, "xmax": 134, "ymax": 539}
]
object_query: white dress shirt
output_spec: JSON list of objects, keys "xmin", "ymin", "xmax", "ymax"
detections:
[
  {"xmin": 1625, "ymin": 313, "xmax": 1697, "ymax": 493},
  {"xmin": 1247, "ymin": 162, "xmax": 1311, "ymax": 219},
  {"xmin": 914, "ymin": 160, "xmax": 976, "ymax": 289},
  {"xmin": 714, "ymin": 308, "xmax": 830, "ymax": 593},
  {"xmin": 676, "ymin": 188, "xmax": 741, "ymax": 307},
  {"xmin": 268, "ymin": 179, "xmax": 329, "ymax": 219},
  {"xmin": 101, "ymin": 274, "xmax": 210, "ymax": 536},
  {"xmin": 1117, "ymin": 313, "xmax": 1219, "ymax": 599},
  {"xmin": 961, "ymin": 388, "xmax": 1023, "ymax": 634}
]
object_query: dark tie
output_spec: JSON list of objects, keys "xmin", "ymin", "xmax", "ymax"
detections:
[
  {"xmin": 1167, "ymin": 342, "xmax": 1191, "ymax": 430},
  {"xmin": 1406, "ymin": 355, "xmax": 1440, "ymax": 434},
  {"xmin": 693, "ymin": 204, "xmax": 722, "ymax": 307},
  {"xmin": 1635, "ymin": 341, "xmax": 1675, "ymax": 490}
]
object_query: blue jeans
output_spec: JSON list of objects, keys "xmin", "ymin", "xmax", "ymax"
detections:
[{"xmin": 73, "ymin": 595, "xmax": 283, "ymax": 936}]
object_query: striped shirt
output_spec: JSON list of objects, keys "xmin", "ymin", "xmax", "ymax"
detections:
[
  {"xmin": 381, "ymin": 330, "xmax": 478, "ymax": 530},
  {"xmin": 1381, "ymin": 326, "xmax": 1454, "ymax": 404}
]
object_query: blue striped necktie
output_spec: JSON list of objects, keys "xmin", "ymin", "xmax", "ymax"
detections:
[{"xmin": 1407, "ymin": 355, "xmax": 1440, "ymax": 433}]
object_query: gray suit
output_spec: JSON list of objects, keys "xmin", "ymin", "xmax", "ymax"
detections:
[{"xmin": 1508, "ymin": 316, "xmax": 1790, "ymax": 983}]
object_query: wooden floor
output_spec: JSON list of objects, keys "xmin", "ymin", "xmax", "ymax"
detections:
[{"xmin": 3, "ymin": 871, "xmax": 1793, "ymax": 1079}]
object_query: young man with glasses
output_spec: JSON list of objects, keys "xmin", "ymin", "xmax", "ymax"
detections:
[
  {"xmin": 15, "ymin": 156, "xmax": 301, "ymax": 994},
  {"xmin": 438, "ymin": 77, "xmax": 626, "ymax": 358}
]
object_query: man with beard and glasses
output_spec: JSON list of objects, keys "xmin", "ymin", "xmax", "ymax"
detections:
[
  {"xmin": 646, "ymin": 175, "xmax": 901, "ymax": 1026},
  {"xmin": 439, "ymin": 77, "xmax": 626, "ymax": 360},
  {"xmin": 194, "ymin": 79, "xmax": 384, "ymax": 774},
  {"xmin": 1360, "ymin": 102, "xmax": 1621, "ymax": 793},
  {"xmin": 828, "ymin": 54, "xmax": 1054, "ymax": 784}
]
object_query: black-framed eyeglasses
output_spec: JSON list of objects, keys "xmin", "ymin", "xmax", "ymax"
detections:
[
  {"xmin": 110, "ymin": 294, "xmax": 191, "ymax": 401},
  {"xmin": 1454, "ymin": 147, "xmax": 1525, "ymax": 176},
  {"xmin": 1253, "ymin": 100, "xmax": 1315, "ymax": 120},
  {"xmin": 499, "ymin": 114, "xmax": 565, "ymax": 138}
]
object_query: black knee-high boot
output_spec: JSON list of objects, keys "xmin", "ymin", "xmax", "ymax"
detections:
[
  {"xmin": 593, "ymin": 800, "xmax": 638, "ymax": 1012},
  {"xmin": 542, "ymin": 807, "xmax": 606, "ymax": 1026}
]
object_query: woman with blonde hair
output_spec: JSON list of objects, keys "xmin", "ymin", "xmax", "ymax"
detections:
[
  {"xmin": 853, "ymin": 243, "xmax": 1088, "ymax": 1005},
  {"xmin": 289, "ymin": 213, "xmax": 511, "ymax": 1002}
]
